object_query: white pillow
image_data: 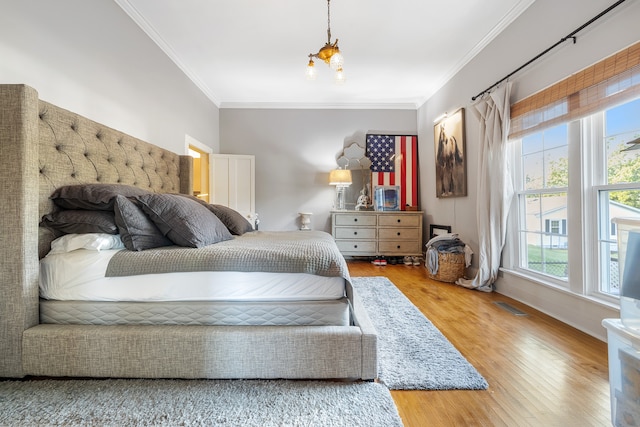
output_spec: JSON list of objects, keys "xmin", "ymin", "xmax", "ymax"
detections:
[{"xmin": 48, "ymin": 233, "xmax": 125, "ymax": 255}]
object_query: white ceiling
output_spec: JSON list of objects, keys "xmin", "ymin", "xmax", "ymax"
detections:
[{"xmin": 115, "ymin": 0, "xmax": 535, "ymax": 109}]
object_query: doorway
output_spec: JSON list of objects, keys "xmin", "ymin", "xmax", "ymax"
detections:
[{"xmin": 187, "ymin": 144, "xmax": 210, "ymax": 203}]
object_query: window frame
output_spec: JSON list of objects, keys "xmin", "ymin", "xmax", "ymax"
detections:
[
  {"xmin": 511, "ymin": 122, "xmax": 572, "ymax": 287},
  {"xmin": 507, "ymin": 102, "xmax": 640, "ymax": 305}
]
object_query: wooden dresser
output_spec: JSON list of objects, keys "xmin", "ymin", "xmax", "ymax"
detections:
[{"xmin": 331, "ymin": 210, "xmax": 423, "ymax": 257}]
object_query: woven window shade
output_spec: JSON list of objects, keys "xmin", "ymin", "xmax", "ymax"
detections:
[{"xmin": 509, "ymin": 41, "xmax": 640, "ymax": 139}]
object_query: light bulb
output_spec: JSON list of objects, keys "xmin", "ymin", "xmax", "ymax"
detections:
[
  {"xmin": 334, "ymin": 67, "xmax": 346, "ymax": 85},
  {"xmin": 330, "ymin": 51, "xmax": 344, "ymax": 70},
  {"xmin": 305, "ymin": 59, "xmax": 317, "ymax": 80},
  {"xmin": 306, "ymin": 66, "xmax": 317, "ymax": 81},
  {"xmin": 306, "ymin": 61, "xmax": 317, "ymax": 80}
]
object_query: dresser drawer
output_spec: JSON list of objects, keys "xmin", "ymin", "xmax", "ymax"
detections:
[
  {"xmin": 378, "ymin": 240, "xmax": 422, "ymax": 254},
  {"xmin": 335, "ymin": 240, "xmax": 377, "ymax": 254},
  {"xmin": 378, "ymin": 228, "xmax": 420, "ymax": 240},
  {"xmin": 378, "ymin": 215, "xmax": 421, "ymax": 227},
  {"xmin": 333, "ymin": 214, "xmax": 377, "ymax": 226},
  {"xmin": 334, "ymin": 227, "xmax": 377, "ymax": 239},
  {"xmin": 331, "ymin": 210, "xmax": 423, "ymax": 257}
]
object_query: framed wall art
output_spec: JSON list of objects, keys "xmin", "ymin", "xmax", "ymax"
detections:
[
  {"xmin": 433, "ymin": 108, "xmax": 466, "ymax": 198},
  {"xmin": 373, "ymin": 185, "xmax": 400, "ymax": 211},
  {"xmin": 366, "ymin": 134, "xmax": 419, "ymax": 210},
  {"xmin": 429, "ymin": 224, "xmax": 452, "ymax": 239}
]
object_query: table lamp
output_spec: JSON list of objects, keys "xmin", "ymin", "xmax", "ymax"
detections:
[{"xmin": 329, "ymin": 169, "xmax": 352, "ymax": 210}]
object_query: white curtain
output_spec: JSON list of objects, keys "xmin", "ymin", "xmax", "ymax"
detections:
[{"xmin": 456, "ymin": 83, "xmax": 514, "ymax": 292}]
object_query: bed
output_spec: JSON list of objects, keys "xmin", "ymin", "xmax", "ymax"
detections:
[{"xmin": 0, "ymin": 84, "xmax": 377, "ymax": 380}]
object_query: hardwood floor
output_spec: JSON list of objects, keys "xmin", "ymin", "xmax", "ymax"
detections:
[{"xmin": 347, "ymin": 260, "xmax": 612, "ymax": 427}]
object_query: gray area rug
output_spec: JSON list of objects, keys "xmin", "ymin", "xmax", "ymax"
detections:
[
  {"xmin": 0, "ymin": 379, "xmax": 402, "ymax": 427},
  {"xmin": 352, "ymin": 276, "xmax": 488, "ymax": 390}
]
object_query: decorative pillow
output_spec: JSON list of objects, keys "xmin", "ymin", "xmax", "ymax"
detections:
[
  {"xmin": 48, "ymin": 233, "xmax": 125, "ymax": 255},
  {"xmin": 40, "ymin": 210, "xmax": 118, "ymax": 235},
  {"xmin": 136, "ymin": 193, "xmax": 233, "ymax": 248},
  {"xmin": 173, "ymin": 194, "xmax": 254, "ymax": 235},
  {"xmin": 113, "ymin": 195, "xmax": 173, "ymax": 251},
  {"xmin": 206, "ymin": 204, "xmax": 254, "ymax": 235},
  {"xmin": 51, "ymin": 184, "xmax": 152, "ymax": 211}
]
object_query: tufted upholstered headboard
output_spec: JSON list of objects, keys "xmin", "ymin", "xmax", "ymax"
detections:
[
  {"xmin": 0, "ymin": 84, "xmax": 192, "ymax": 376},
  {"xmin": 36, "ymin": 97, "xmax": 192, "ymax": 257}
]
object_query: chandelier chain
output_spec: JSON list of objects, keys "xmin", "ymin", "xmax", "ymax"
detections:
[
  {"xmin": 327, "ymin": 0, "xmax": 332, "ymax": 44},
  {"xmin": 305, "ymin": 0, "xmax": 345, "ymax": 83}
]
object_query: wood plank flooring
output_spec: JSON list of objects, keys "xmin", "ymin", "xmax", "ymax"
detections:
[{"xmin": 347, "ymin": 260, "xmax": 612, "ymax": 427}]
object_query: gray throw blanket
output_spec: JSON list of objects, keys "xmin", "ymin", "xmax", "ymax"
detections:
[{"xmin": 106, "ymin": 230, "xmax": 350, "ymax": 280}]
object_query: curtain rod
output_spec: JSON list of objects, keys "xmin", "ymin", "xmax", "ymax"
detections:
[{"xmin": 470, "ymin": 0, "xmax": 628, "ymax": 101}]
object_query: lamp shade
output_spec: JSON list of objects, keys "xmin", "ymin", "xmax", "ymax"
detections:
[{"xmin": 329, "ymin": 169, "xmax": 352, "ymax": 186}]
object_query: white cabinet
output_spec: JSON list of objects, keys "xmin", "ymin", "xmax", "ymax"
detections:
[
  {"xmin": 331, "ymin": 210, "xmax": 423, "ymax": 257},
  {"xmin": 602, "ymin": 319, "xmax": 640, "ymax": 427},
  {"xmin": 211, "ymin": 154, "xmax": 256, "ymax": 223}
]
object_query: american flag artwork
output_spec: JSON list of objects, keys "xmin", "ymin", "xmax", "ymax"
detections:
[{"xmin": 366, "ymin": 134, "xmax": 419, "ymax": 209}]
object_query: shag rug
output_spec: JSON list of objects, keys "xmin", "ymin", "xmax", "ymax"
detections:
[
  {"xmin": 351, "ymin": 276, "xmax": 488, "ymax": 390},
  {"xmin": 0, "ymin": 379, "xmax": 402, "ymax": 427}
]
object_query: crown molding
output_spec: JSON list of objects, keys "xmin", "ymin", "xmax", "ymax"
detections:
[
  {"xmin": 416, "ymin": 0, "xmax": 536, "ymax": 108},
  {"xmin": 219, "ymin": 101, "xmax": 420, "ymax": 110},
  {"xmin": 114, "ymin": 0, "xmax": 221, "ymax": 107}
]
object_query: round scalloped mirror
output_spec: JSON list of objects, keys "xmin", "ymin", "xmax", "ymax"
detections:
[{"xmin": 336, "ymin": 142, "xmax": 372, "ymax": 210}]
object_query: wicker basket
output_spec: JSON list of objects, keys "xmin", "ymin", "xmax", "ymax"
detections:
[{"xmin": 428, "ymin": 252, "xmax": 466, "ymax": 283}]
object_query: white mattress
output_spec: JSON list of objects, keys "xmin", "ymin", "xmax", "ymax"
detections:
[{"xmin": 39, "ymin": 249, "xmax": 346, "ymax": 302}]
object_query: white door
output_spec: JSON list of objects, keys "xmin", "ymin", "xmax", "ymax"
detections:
[{"xmin": 211, "ymin": 154, "xmax": 256, "ymax": 225}]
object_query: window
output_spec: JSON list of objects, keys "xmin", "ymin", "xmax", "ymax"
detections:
[
  {"xmin": 507, "ymin": 43, "xmax": 640, "ymax": 303},
  {"xmin": 515, "ymin": 124, "xmax": 569, "ymax": 280},
  {"xmin": 545, "ymin": 219, "xmax": 567, "ymax": 237},
  {"xmin": 596, "ymin": 98, "xmax": 640, "ymax": 296},
  {"xmin": 510, "ymin": 97, "xmax": 640, "ymax": 299}
]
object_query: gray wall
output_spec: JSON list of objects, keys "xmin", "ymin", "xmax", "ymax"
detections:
[
  {"xmin": 220, "ymin": 108, "xmax": 417, "ymax": 231},
  {"xmin": 0, "ymin": 0, "xmax": 219, "ymax": 155},
  {"xmin": 417, "ymin": 0, "xmax": 639, "ymax": 339},
  {"xmin": 417, "ymin": 0, "xmax": 640, "ymax": 271}
]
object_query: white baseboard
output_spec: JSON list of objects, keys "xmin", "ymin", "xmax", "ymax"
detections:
[{"xmin": 495, "ymin": 270, "xmax": 619, "ymax": 342}]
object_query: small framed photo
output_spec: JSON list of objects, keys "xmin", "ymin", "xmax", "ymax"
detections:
[
  {"xmin": 374, "ymin": 186, "xmax": 400, "ymax": 211},
  {"xmin": 429, "ymin": 224, "xmax": 452, "ymax": 239}
]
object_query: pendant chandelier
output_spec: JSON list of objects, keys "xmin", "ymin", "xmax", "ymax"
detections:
[{"xmin": 305, "ymin": 0, "xmax": 345, "ymax": 84}]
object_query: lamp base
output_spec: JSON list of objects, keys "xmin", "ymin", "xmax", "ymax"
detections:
[
  {"xmin": 334, "ymin": 186, "xmax": 347, "ymax": 210},
  {"xmin": 298, "ymin": 212, "xmax": 313, "ymax": 230}
]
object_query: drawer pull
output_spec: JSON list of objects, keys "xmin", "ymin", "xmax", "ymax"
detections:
[
  {"xmin": 353, "ymin": 218, "xmax": 358, "ymax": 222},
  {"xmin": 397, "ymin": 232, "xmax": 401, "ymax": 236},
  {"xmin": 397, "ymin": 245, "xmax": 401, "ymax": 249},
  {"xmin": 397, "ymin": 219, "xmax": 401, "ymax": 223},
  {"xmin": 354, "ymin": 231, "xmax": 358, "ymax": 235},
  {"xmin": 354, "ymin": 244, "xmax": 358, "ymax": 248}
]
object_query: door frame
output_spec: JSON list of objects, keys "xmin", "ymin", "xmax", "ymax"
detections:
[{"xmin": 185, "ymin": 134, "xmax": 213, "ymax": 203}]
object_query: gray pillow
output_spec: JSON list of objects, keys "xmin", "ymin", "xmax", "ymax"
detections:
[
  {"xmin": 40, "ymin": 210, "xmax": 118, "ymax": 235},
  {"xmin": 51, "ymin": 184, "xmax": 152, "ymax": 211},
  {"xmin": 206, "ymin": 204, "xmax": 254, "ymax": 235},
  {"xmin": 113, "ymin": 195, "xmax": 172, "ymax": 251},
  {"xmin": 174, "ymin": 194, "xmax": 253, "ymax": 235},
  {"xmin": 136, "ymin": 194, "xmax": 233, "ymax": 248}
]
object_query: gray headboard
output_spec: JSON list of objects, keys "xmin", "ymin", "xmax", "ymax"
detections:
[
  {"xmin": 36, "ymin": 96, "xmax": 192, "ymax": 256},
  {"xmin": 0, "ymin": 84, "xmax": 192, "ymax": 376}
]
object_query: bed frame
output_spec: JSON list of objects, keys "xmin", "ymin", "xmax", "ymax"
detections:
[{"xmin": 0, "ymin": 84, "xmax": 377, "ymax": 380}]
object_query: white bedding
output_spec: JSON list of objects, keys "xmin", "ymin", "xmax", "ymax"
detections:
[{"xmin": 39, "ymin": 249, "xmax": 345, "ymax": 302}]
